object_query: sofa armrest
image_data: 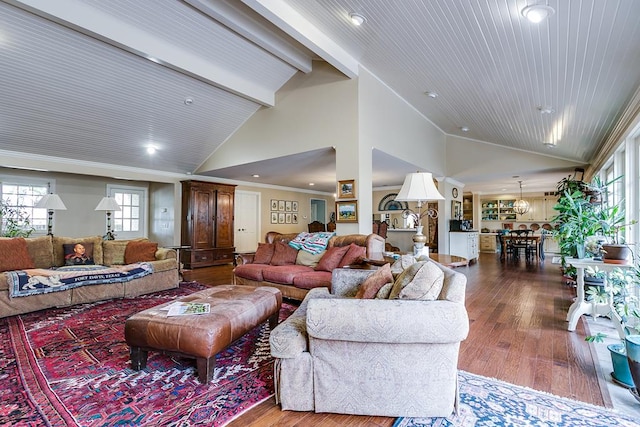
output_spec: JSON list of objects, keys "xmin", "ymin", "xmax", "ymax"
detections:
[
  {"xmin": 306, "ymin": 298, "xmax": 469, "ymax": 344},
  {"xmin": 235, "ymin": 252, "xmax": 255, "ymax": 265},
  {"xmin": 155, "ymin": 247, "xmax": 177, "ymax": 261},
  {"xmin": 269, "ymin": 287, "xmax": 333, "ymax": 359}
]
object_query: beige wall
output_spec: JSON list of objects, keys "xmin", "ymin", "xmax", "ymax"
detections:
[
  {"xmin": 235, "ymin": 183, "xmax": 334, "ymax": 241},
  {"xmin": 0, "ymin": 167, "xmax": 150, "ymax": 238}
]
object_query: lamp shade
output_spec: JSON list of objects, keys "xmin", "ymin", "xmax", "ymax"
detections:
[
  {"xmin": 95, "ymin": 197, "xmax": 121, "ymax": 211},
  {"xmin": 35, "ymin": 194, "xmax": 67, "ymax": 210},
  {"xmin": 395, "ymin": 172, "xmax": 444, "ymax": 202}
]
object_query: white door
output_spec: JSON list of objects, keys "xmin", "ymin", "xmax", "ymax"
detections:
[{"xmin": 235, "ymin": 190, "xmax": 260, "ymax": 252}]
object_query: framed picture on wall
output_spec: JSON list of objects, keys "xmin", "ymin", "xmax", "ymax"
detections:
[
  {"xmin": 452, "ymin": 200, "xmax": 462, "ymax": 220},
  {"xmin": 271, "ymin": 212, "xmax": 278, "ymax": 224},
  {"xmin": 278, "ymin": 200, "xmax": 286, "ymax": 211},
  {"xmin": 271, "ymin": 199, "xmax": 278, "ymax": 211},
  {"xmin": 336, "ymin": 200, "xmax": 358, "ymax": 223},
  {"xmin": 285, "ymin": 213, "xmax": 292, "ymax": 223},
  {"xmin": 278, "ymin": 213, "xmax": 285, "ymax": 224},
  {"xmin": 337, "ymin": 179, "xmax": 356, "ymax": 199},
  {"xmin": 292, "ymin": 213, "xmax": 298, "ymax": 223},
  {"xmin": 285, "ymin": 201, "xmax": 292, "ymax": 212},
  {"xmin": 292, "ymin": 201, "xmax": 298, "ymax": 212}
]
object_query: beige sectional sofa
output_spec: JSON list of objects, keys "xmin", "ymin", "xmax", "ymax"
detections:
[
  {"xmin": 0, "ymin": 235, "xmax": 179, "ymax": 318},
  {"xmin": 234, "ymin": 231, "xmax": 385, "ymax": 300}
]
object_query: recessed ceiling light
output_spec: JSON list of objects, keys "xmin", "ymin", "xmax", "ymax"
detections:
[
  {"xmin": 543, "ymin": 141, "xmax": 557, "ymax": 148},
  {"xmin": 309, "ymin": 183, "xmax": 315, "ymax": 186},
  {"xmin": 537, "ymin": 106, "xmax": 555, "ymax": 114},
  {"xmin": 460, "ymin": 126, "xmax": 470, "ymax": 132},
  {"xmin": 252, "ymin": 174, "xmax": 260, "ymax": 178},
  {"xmin": 424, "ymin": 91, "xmax": 438, "ymax": 99},
  {"xmin": 349, "ymin": 12, "xmax": 366, "ymax": 26},
  {"xmin": 184, "ymin": 97, "xmax": 194, "ymax": 105},
  {"xmin": 146, "ymin": 146, "xmax": 157, "ymax": 155},
  {"xmin": 521, "ymin": 4, "xmax": 555, "ymax": 23}
]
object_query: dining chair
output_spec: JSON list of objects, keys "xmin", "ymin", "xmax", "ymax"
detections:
[{"xmin": 508, "ymin": 229, "xmax": 533, "ymax": 261}]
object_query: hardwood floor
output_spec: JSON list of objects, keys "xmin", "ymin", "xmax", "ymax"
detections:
[{"xmin": 182, "ymin": 253, "xmax": 608, "ymax": 426}]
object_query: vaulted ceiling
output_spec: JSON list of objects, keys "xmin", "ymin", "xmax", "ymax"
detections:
[{"xmin": 2, "ymin": 0, "xmax": 640, "ymax": 193}]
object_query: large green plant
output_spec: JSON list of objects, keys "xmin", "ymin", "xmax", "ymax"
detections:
[
  {"xmin": 0, "ymin": 198, "xmax": 35, "ymax": 237},
  {"xmin": 551, "ymin": 190, "xmax": 601, "ymax": 258}
]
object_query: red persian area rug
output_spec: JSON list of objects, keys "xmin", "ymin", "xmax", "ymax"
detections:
[{"xmin": 0, "ymin": 282, "xmax": 297, "ymax": 426}]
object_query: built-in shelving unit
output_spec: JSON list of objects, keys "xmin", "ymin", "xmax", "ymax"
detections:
[{"xmin": 481, "ymin": 199, "xmax": 516, "ymax": 221}]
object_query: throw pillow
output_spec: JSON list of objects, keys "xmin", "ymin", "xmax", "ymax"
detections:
[
  {"xmin": 314, "ymin": 245, "xmax": 350, "ymax": 272},
  {"xmin": 301, "ymin": 232, "xmax": 336, "ymax": 254},
  {"xmin": 338, "ymin": 243, "xmax": 366, "ymax": 267},
  {"xmin": 355, "ymin": 263, "xmax": 393, "ymax": 299},
  {"xmin": 390, "ymin": 254, "xmax": 416, "ymax": 276},
  {"xmin": 253, "ymin": 243, "xmax": 275, "ymax": 264},
  {"xmin": 0, "ymin": 238, "xmax": 35, "ymax": 272},
  {"xmin": 295, "ymin": 249, "xmax": 325, "ymax": 268},
  {"xmin": 288, "ymin": 232, "xmax": 312, "ymax": 250},
  {"xmin": 270, "ymin": 241, "xmax": 298, "ymax": 266},
  {"xmin": 124, "ymin": 241, "xmax": 158, "ymax": 264},
  {"xmin": 375, "ymin": 282, "xmax": 393, "ymax": 299},
  {"xmin": 389, "ymin": 261, "xmax": 444, "ymax": 300},
  {"xmin": 63, "ymin": 242, "xmax": 95, "ymax": 266}
]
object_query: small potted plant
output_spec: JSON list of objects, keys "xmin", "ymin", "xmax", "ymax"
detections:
[
  {"xmin": 595, "ymin": 203, "xmax": 636, "ymax": 263},
  {"xmin": 0, "ymin": 198, "xmax": 35, "ymax": 237}
]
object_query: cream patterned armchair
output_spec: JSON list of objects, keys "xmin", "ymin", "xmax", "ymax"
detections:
[{"xmin": 269, "ymin": 260, "xmax": 469, "ymax": 418}]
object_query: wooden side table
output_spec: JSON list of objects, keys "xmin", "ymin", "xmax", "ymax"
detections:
[{"xmin": 165, "ymin": 245, "xmax": 190, "ymax": 278}]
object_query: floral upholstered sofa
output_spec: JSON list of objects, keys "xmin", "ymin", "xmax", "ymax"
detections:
[
  {"xmin": 0, "ymin": 235, "xmax": 178, "ymax": 318},
  {"xmin": 234, "ymin": 231, "xmax": 385, "ymax": 300},
  {"xmin": 269, "ymin": 255, "xmax": 469, "ymax": 417}
]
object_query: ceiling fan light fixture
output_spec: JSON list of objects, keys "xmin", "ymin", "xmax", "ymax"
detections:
[
  {"xmin": 349, "ymin": 13, "xmax": 366, "ymax": 26},
  {"xmin": 521, "ymin": 4, "xmax": 555, "ymax": 23}
]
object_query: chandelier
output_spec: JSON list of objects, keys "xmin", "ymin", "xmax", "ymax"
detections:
[{"xmin": 513, "ymin": 181, "xmax": 530, "ymax": 215}]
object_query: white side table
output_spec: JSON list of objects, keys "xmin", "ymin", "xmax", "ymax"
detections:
[{"xmin": 565, "ymin": 257, "xmax": 633, "ymax": 338}]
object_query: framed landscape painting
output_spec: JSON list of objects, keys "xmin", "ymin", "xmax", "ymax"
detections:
[
  {"xmin": 337, "ymin": 179, "xmax": 356, "ymax": 199},
  {"xmin": 336, "ymin": 200, "xmax": 358, "ymax": 223}
]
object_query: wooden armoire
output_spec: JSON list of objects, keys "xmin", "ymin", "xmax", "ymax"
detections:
[{"xmin": 181, "ymin": 180, "xmax": 236, "ymax": 268}]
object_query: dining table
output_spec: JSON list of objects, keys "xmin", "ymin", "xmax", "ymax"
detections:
[{"xmin": 498, "ymin": 233, "xmax": 543, "ymax": 261}]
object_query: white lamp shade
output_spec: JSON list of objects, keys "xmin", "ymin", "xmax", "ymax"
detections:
[
  {"xmin": 35, "ymin": 194, "xmax": 67, "ymax": 210},
  {"xmin": 395, "ymin": 172, "xmax": 445, "ymax": 202},
  {"xmin": 95, "ymin": 197, "xmax": 121, "ymax": 211}
]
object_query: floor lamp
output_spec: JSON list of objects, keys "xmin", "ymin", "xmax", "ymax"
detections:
[
  {"xmin": 95, "ymin": 197, "xmax": 121, "ymax": 240},
  {"xmin": 35, "ymin": 194, "xmax": 67, "ymax": 235},
  {"xmin": 395, "ymin": 172, "xmax": 445, "ymax": 256}
]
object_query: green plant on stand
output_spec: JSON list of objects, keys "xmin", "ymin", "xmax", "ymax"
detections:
[
  {"xmin": 551, "ymin": 189, "xmax": 600, "ymax": 260},
  {"xmin": 584, "ymin": 265, "xmax": 640, "ymax": 393}
]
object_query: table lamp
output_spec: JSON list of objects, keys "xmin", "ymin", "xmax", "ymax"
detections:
[
  {"xmin": 395, "ymin": 172, "xmax": 444, "ymax": 255},
  {"xmin": 35, "ymin": 193, "xmax": 67, "ymax": 235},
  {"xmin": 95, "ymin": 196, "xmax": 121, "ymax": 240}
]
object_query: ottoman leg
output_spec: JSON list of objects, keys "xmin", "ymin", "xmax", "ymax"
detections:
[
  {"xmin": 269, "ymin": 311, "xmax": 279, "ymax": 329},
  {"xmin": 197, "ymin": 357, "xmax": 216, "ymax": 383},
  {"xmin": 130, "ymin": 347, "xmax": 148, "ymax": 370}
]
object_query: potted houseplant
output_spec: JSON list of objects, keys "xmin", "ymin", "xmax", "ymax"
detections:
[
  {"xmin": 585, "ymin": 265, "xmax": 640, "ymax": 391},
  {"xmin": 551, "ymin": 189, "xmax": 601, "ymax": 259},
  {"xmin": 595, "ymin": 202, "xmax": 636, "ymax": 263}
]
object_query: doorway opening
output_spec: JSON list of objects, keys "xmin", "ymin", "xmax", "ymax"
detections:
[{"xmin": 310, "ymin": 199, "xmax": 326, "ymax": 223}]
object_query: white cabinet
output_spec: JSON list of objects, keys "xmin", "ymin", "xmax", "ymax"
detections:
[
  {"xmin": 450, "ymin": 231, "xmax": 479, "ymax": 261},
  {"xmin": 479, "ymin": 233, "xmax": 497, "ymax": 253},
  {"xmin": 543, "ymin": 197, "xmax": 558, "ymax": 222}
]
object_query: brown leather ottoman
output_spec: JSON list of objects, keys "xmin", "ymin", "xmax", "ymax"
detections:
[{"xmin": 124, "ymin": 285, "xmax": 282, "ymax": 383}]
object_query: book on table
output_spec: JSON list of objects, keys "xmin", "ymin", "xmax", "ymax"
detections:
[{"xmin": 164, "ymin": 302, "xmax": 211, "ymax": 316}]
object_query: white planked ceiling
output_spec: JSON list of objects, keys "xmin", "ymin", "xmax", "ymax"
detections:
[{"xmin": 1, "ymin": 0, "xmax": 640, "ymax": 194}]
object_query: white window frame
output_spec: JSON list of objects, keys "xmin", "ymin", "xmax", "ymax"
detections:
[
  {"xmin": 107, "ymin": 184, "xmax": 148, "ymax": 239},
  {"xmin": 0, "ymin": 175, "xmax": 52, "ymax": 236}
]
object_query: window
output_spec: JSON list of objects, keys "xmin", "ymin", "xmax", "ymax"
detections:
[
  {"xmin": 108, "ymin": 185, "xmax": 147, "ymax": 239},
  {"xmin": 0, "ymin": 179, "xmax": 49, "ymax": 235}
]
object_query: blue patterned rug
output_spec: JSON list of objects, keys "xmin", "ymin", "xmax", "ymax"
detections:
[{"xmin": 394, "ymin": 371, "xmax": 639, "ymax": 427}]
